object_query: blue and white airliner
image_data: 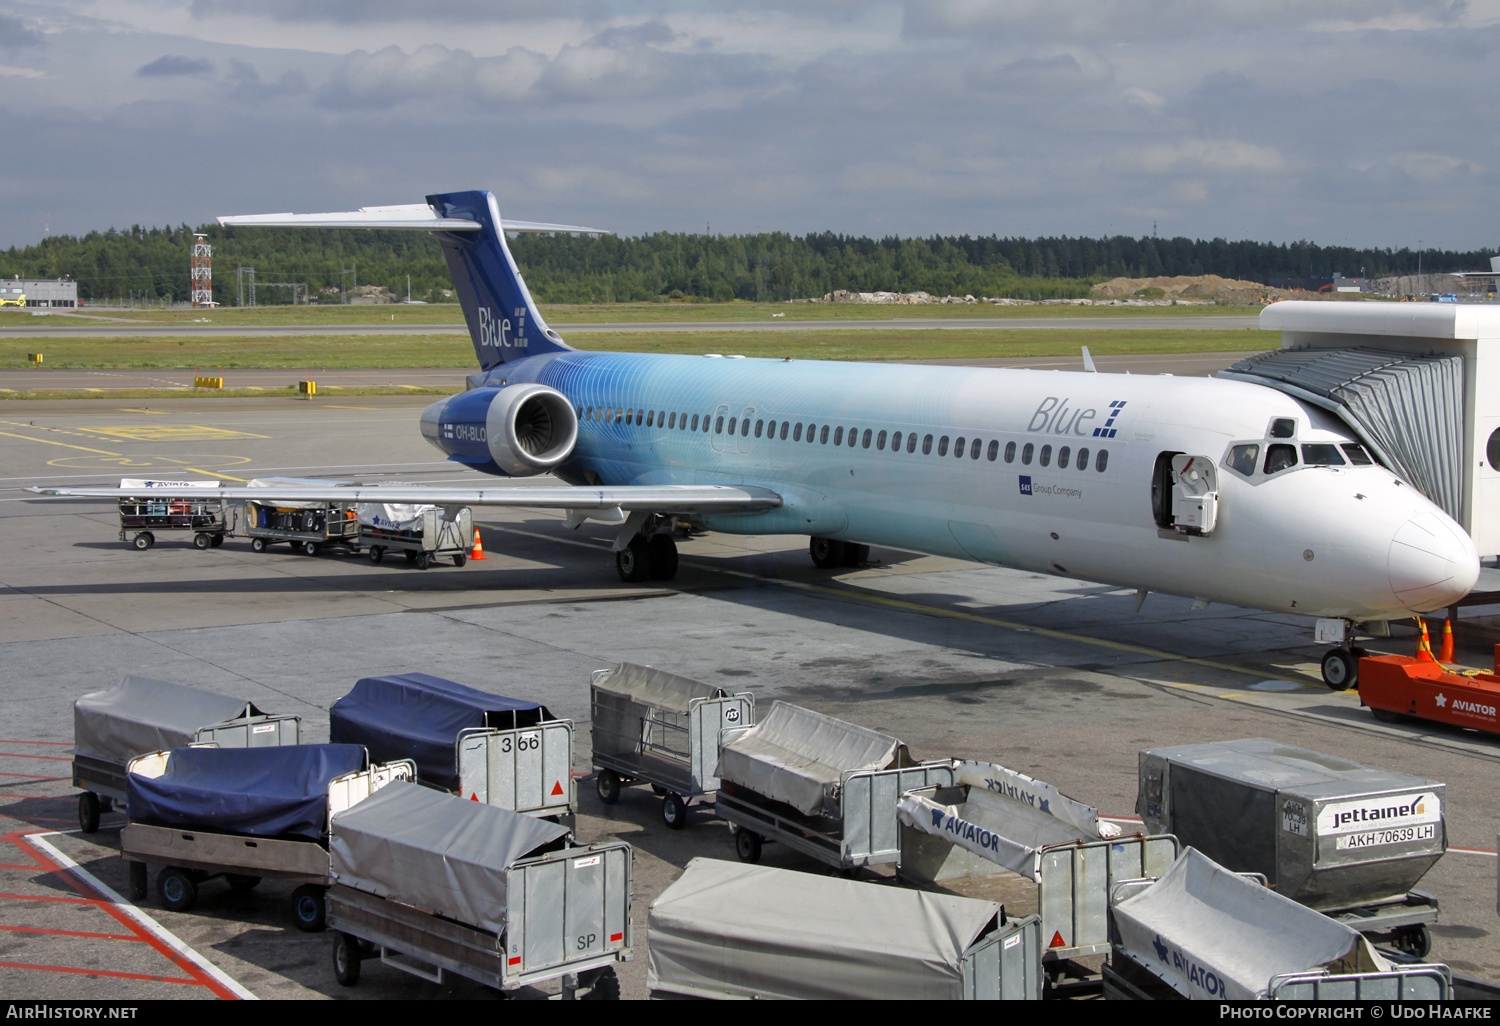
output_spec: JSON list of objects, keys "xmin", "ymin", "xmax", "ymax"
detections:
[{"xmin": 30, "ymin": 190, "xmax": 1480, "ymax": 689}]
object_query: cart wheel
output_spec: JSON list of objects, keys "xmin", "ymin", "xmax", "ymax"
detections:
[
  {"xmin": 414, "ymin": 551, "xmax": 431, "ymax": 570},
  {"xmin": 209, "ymin": 534, "xmax": 224, "ymax": 548},
  {"xmin": 193, "ymin": 532, "xmax": 211, "ymax": 550},
  {"xmin": 661, "ymin": 793, "xmax": 687, "ymax": 830},
  {"xmin": 128, "ymin": 861, "xmax": 148, "ymax": 901},
  {"xmin": 225, "ymin": 874, "xmax": 261, "ymax": 894},
  {"xmin": 303, "ymin": 541, "xmax": 320, "ymax": 556},
  {"xmin": 595, "ymin": 770, "xmax": 621, "ymax": 805},
  {"xmin": 158, "ymin": 867, "xmax": 198, "ymax": 912},
  {"xmin": 77, "ymin": 792, "xmax": 100, "ymax": 834},
  {"xmin": 1396, "ymin": 924, "xmax": 1432, "ymax": 959},
  {"xmin": 452, "ymin": 553, "xmax": 466, "ymax": 567},
  {"xmin": 404, "ymin": 550, "xmax": 418, "ymax": 564},
  {"xmin": 133, "ymin": 533, "xmax": 152, "ymax": 551},
  {"xmin": 332, "ymin": 932, "xmax": 362, "ymax": 987},
  {"xmin": 369, "ymin": 546, "xmax": 384, "ymax": 563},
  {"xmin": 580, "ymin": 965, "xmax": 620, "ymax": 1001},
  {"xmin": 291, "ymin": 884, "xmax": 327, "ymax": 932},
  {"xmin": 735, "ymin": 829, "xmax": 763, "ymax": 863},
  {"xmin": 250, "ymin": 537, "xmax": 267, "ymax": 553}
]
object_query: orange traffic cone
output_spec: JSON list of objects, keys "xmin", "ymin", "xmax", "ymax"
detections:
[
  {"xmin": 1438, "ymin": 617, "xmax": 1455, "ymax": 663},
  {"xmin": 1416, "ymin": 619, "xmax": 1436, "ymax": 662},
  {"xmin": 470, "ymin": 527, "xmax": 488, "ymax": 560}
]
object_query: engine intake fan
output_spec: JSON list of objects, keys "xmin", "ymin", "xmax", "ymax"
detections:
[{"xmin": 486, "ymin": 383, "xmax": 578, "ymax": 476}]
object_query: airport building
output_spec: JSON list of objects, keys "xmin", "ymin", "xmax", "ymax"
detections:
[{"xmin": 0, "ymin": 277, "xmax": 78, "ymax": 308}]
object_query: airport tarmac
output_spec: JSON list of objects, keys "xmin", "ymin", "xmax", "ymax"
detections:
[{"xmin": 3, "ymin": 392, "xmax": 1499, "ymax": 1000}]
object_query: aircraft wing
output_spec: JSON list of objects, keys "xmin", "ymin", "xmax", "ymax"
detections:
[{"xmin": 25, "ymin": 482, "xmax": 781, "ymax": 515}]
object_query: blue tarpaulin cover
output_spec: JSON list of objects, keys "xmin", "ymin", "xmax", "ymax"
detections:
[
  {"xmin": 127, "ymin": 744, "xmax": 367, "ymax": 840},
  {"xmin": 329, "ymin": 674, "xmax": 550, "ymax": 790}
]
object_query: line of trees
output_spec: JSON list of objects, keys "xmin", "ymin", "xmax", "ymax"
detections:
[{"xmin": 0, "ymin": 223, "xmax": 1491, "ymax": 305}]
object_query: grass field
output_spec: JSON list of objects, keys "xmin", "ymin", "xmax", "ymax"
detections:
[
  {"xmin": 0, "ymin": 299, "xmax": 1262, "ymax": 328},
  {"xmin": 0, "ymin": 327, "xmax": 1265, "ymax": 371}
]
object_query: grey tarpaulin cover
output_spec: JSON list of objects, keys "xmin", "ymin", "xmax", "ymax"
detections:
[
  {"xmin": 897, "ymin": 760, "xmax": 1105, "ymax": 878},
  {"xmin": 648, "ymin": 857, "xmax": 1001, "ymax": 999},
  {"xmin": 74, "ymin": 677, "xmax": 266, "ymax": 765},
  {"xmin": 1112, "ymin": 848, "xmax": 1391, "ymax": 1000},
  {"xmin": 328, "ymin": 780, "xmax": 568, "ymax": 936},
  {"xmin": 590, "ymin": 663, "xmax": 732, "ymax": 762},
  {"xmin": 715, "ymin": 702, "xmax": 904, "ymax": 816}
]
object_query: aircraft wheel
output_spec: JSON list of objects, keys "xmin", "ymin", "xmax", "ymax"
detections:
[
  {"xmin": 647, "ymin": 535, "xmax": 678, "ymax": 580},
  {"xmin": 595, "ymin": 770, "xmax": 621, "ymax": 805},
  {"xmin": 841, "ymin": 542, "xmax": 870, "ymax": 567},
  {"xmin": 809, "ymin": 537, "xmax": 845, "ymax": 569},
  {"xmin": 616, "ymin": 537, "xmax": 651, "ymax": 583},
  {"xmin": 78, "ymin": 792, "xmax": 100, "ymax": 834},
  {"xmin": 250, "ymin": 537, "xmax": 267, "ymax": 553},
  {"xmin": 1321, "ymin": 648, "xmax": 1357, "ymax": 691}
]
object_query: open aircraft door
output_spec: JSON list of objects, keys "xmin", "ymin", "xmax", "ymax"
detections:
[{"xmin": 1153, "ymin": 452, "xmax": 1219, "ymax": 535}]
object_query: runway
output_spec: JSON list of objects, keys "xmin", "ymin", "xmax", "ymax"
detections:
[{"xmin": 2, "ymin": 387, "xmax": 1497, "ymax": 1000}]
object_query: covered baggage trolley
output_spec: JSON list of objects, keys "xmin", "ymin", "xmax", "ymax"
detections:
[
  {"xmin": 1104, "ymin": 848, "xmax": 1452, "ymax": 1001},
  {"xmin": 72, "ymin": 675, "xmax": 300, "ymax": 833},
  {"xmin": 359, "ymin": 502, "xmax": 471, "ymax": 569},
  {"xmin": 331, "ymin": 673, "xmax": 574, "ymax": 823},
  {"xmin": 648, "ymin": 857, "xmax": 1042, "ymax": 1000},
  {"xmin": 116, "ymin": 478, "xmax": 229, "ymax": 550},
  {"xmin": 896, "ymin": 759, "xmax": 1180, "ymax": 991},
  {"xmin": 590, "ymin": 663, "xmax": 754, "ymax": 829},
  {"xmin": 714, "ymin": 701, "xmax": 955, "ymax": 871},
  {"xmin": 122, "ymin": 743, "xmax": 413, "ymax": 930},
  {"xmin": 326, "ymin": 782, "xmax": 631, "ymax": 998},
  {"xmin": 1137, "ymin": 738, "xmax": 1445, "ymax": 956},
  {"xmin": 243, "ymin": 478, "xmax": 361, "ymax": 556}
]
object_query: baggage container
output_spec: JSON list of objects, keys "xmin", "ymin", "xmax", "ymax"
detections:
[
  {"xmin": 648, "ymin": 857, "xmax": 1042, "ymax": 1000},
  {"xmin": 1136, "ymin": 737, "xmax": 1444, "ymax": 955},
  {"xmin": 72, "ymin": 676, "xmax": 300, "ymax": 833},
  {"xmin": 116, "ymin": 478, "xmax": 229, "ymax": 551},
  {"xmin": 1104, "ymin": 848, "xmax": 1451, "ymax": 1001},
  {"xmin": 122, "ymin": 743, "xmax": 413, "ymax": 930},
  {"xmin": 326, "ymin": 781, "xmax": 631, "ymax": 997},
  {"xmin": 330, "ymin": 673, "xmax": 574, "ymax": 823},
  {"xmin": 714, "ymin": 701, "xmax": 954, "ymax": 871},
  {"xmin": 590, "ymin": 663, "xmax": 753, "ymax": 829},
  {"xmin": 360, "ymin": 505, "xmax": 471, "ymax": 570},
  {"xmin": 243, "ymin": 478, "xmax": 361, "ymax": 556}
]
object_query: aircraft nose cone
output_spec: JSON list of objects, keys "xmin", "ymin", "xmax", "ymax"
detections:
[{"xmin": 1388, "ymin": 512, "xmax": 1480, "ymax": 612}]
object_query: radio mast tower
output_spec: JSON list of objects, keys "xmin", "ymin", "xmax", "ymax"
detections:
[{"xmin": 190, "ymin": 233, "xmax": 213, "ymax": 307}]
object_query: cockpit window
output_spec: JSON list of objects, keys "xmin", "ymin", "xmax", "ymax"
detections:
[
  {"xmin": 1301, "ymin": 443, "xmax": 1346, "ymax": 467},
  {"xmin": 1269, "ymin": 418, "xmax": 1297, "ymax": 439},
  {"xmin": 1264, "ymin": 444, "xmax": 1297, "ymax": 475},
  {"xmin": 1227, "ymin": 443, "xmax": 1260, "ymax": 477},
  {"xmin": 1341, "ymin": 443, "xmax": 1374, "ymax": 466}
]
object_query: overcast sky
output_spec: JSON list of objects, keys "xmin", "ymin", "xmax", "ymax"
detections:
[{"xmin": 1, "ymin": 1, "xmax": 1497, "ymax": 253}]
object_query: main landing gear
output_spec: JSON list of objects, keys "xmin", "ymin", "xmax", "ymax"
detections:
[
  {"xmin": 809, "ymin": 537, "xmax": 869, "ymax": 569},
  {"xmin": 615, "ymin": 522, "xmax": 679, "ymax": 583}
]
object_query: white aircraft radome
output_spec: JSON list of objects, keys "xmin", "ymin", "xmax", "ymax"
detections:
[{"xmin": 29, "ymin": 191, "xmax": 1480, "ymax": 690}]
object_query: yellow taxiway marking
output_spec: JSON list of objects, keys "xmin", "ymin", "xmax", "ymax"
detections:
[
  {"xmin": 117, "ymin": 408, "xmax": 175, "ymax": 415},
  {"xmin": 86, "ymin": 425, "xmax": 270, "ymax": 441},
  {"xmin": 320, "ymin": 405, "xmax": 383, "ymax": 410},
  {"xmin": 182, "ymin": 468, "xmax": 250, "ymax": 482},
  {"xmin": 0, "ymin": 430, "xmax": 123, "ymax": 456}
]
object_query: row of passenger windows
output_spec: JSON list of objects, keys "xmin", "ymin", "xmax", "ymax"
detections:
[{"xmin": 576, "ymin": 403, "xmax": 1110, "ymax": 473}]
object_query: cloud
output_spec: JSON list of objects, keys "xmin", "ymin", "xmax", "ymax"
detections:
[
  {"xmin": 188, "ymin": 0, "xmax": 588, "ymax": 23},
  {"xmin": 137, "ymin": 55, "xmax": 215, "ymax": 77},
  {"xmin": 1117, "ymin": 139, "xmax": 1289, "ymax": 177},
  {"xmin": 0, "ymin": 14, "xmax": 41, "ymax": 50}
]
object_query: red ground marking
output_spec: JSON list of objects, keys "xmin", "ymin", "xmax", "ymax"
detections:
[
  {"xmin": 0, "ymin": 794, "xmax": 74, "ymax": 801},
  {"xmin": 0, "ymin": 923, "xmax": 142, "ymax": 942},
  {"xmin": 0, "ymin": 959, "xmax": 200, "ymax": 986},
  {"xmin": 0, "ymin": 773, "xmax": 64, "ymax": 781},
  {"xmin": 0, "ymin": 740, "xmax": 71, "ymax": 746},
  {"xmin": 7, "ymin": 831, "xmax": 232, "ymax": 998},
  {"xmin": 0, "ymin": 752, "xmax": 73, "ymax": 761},
  {"xmin": 0, "ymin": 892, "xmax": 99, "ymax": 905}
]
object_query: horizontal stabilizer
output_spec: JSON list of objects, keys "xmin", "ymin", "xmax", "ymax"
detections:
[
  {"xmin": 27, "ymin": 483, "xmax": 781, "ymax": 515},
  {"xmin": 218, "ymin": 203, "xmax": 609, "ymax": 235}
]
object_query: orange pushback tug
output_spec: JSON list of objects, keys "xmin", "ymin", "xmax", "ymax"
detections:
[{"xmin": 1359, "ymin": 637, "xmax": 1500, "ymax": 733}]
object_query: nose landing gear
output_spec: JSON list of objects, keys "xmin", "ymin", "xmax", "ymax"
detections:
[{"xmin": 1317, "ymin": 618, "xmax": 1371, "ymax": 691}]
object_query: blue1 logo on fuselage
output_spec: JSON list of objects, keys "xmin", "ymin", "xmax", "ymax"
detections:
[{"xmin": 1026, "ymin": 397, "xmax": 1126, "ymax": 439}]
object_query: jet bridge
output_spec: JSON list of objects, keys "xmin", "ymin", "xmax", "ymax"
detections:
[{"xmin": 1227, "ymin": 301, "xmax": 1500, "ymax": 559}]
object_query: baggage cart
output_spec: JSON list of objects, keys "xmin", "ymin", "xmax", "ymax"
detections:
[
  {"xmin": 1104, "ymin": 847, "xmax": 1452, "ymax": 1001},
  {"xmin": 895, "ymin": 761, "xmax": 1181, "ymax": 992},
  {"xmin": 1359, "ymin": 651, "xmax": 1500, "ymax": 737},
  {"xmin": 648, "ymin": 857, "xmax": 1043, "ymax": 1000},
  {"xmin": 360, "ymin": 505, "xmax": 471, "ymax": 570},
  {"xmin": 331, "ymin": 673, "xmax": 574, "ymax": 824},
  {"xmin": 243, "ymin": 480, "xmax": 361, "ymax": 556},
  {"xmin": 121, "ymin": 743, "xmax": 413, "ymax": 931},
  {"xmin": 326, "ymin": 782, "xmax": 631, "ymax": 998},
  {"xmin": 589, "ymin": 663, "xmax": 753, "ymax": 829},
  {"xmin": 1137, "ymin": 737, "xmax": 1444, "ymax": 956},
  {"xmin": 72, "ymin": 675, "xmax": 300, "ymax": 833},
  {"xmin": 713, "ymin": 701, "xmax": 954, "ymax": 871},
  {"xmin": 115, "ymin": 478, "xmax": 229, "ymax": 550}
]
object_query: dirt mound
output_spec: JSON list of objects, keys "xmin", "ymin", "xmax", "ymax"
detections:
[{"xmin": 1091, "ymin": 275, "xmax": 1272, "ymax": 302}]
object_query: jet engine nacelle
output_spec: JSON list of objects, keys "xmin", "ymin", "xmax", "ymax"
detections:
[{"xmin": 421, "ymin": 383, "xmax": 578, "ymax": 477}]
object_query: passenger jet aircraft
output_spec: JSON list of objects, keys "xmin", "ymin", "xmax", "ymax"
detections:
[{"xmin": 30, "ymin": 191, "xmax": 1480, "ymax": 689}]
